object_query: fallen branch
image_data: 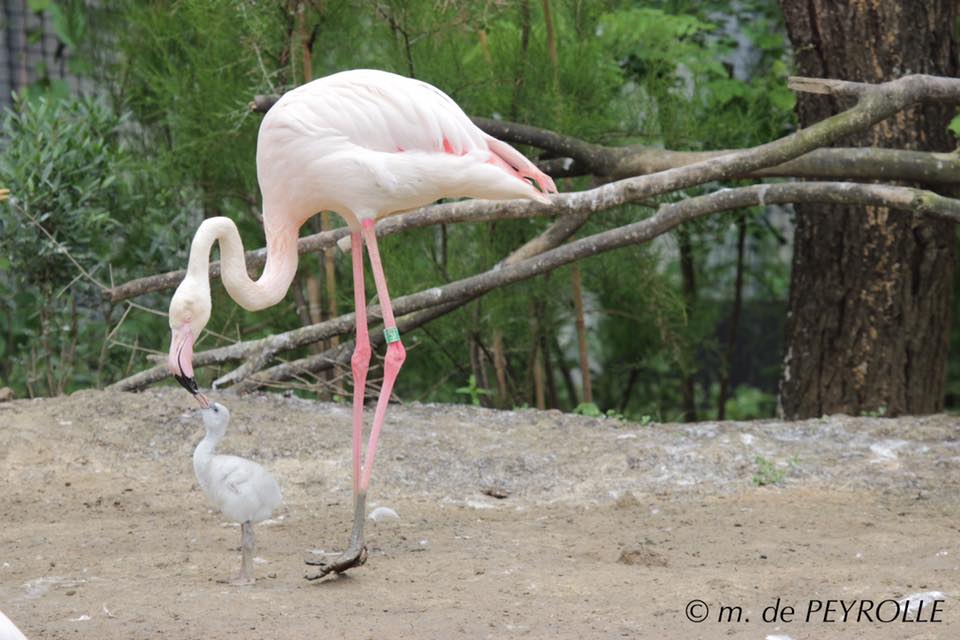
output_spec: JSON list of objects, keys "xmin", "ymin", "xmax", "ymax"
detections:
[{"xmin": 109, "ymin": 181, "xmax": 960, "ymax": 392}]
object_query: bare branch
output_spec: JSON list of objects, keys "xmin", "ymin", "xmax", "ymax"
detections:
[
  {"xmin": 673, "ymin": 182, "xmax": 960, "ymax": 223},
  {"xmin": 610, "ymin": 147, "xmax": 960, "ymax": 184},
  {"xmin": 471, "ymin": 116, "xmax": 615, "ymax": 174},
  {"xmin": 250, "ymin": 94, "xmax": 278, "ymax": 112},
  {"xmin": 789, "ymin": 74, "xmax": 960, "ymax": 101}
]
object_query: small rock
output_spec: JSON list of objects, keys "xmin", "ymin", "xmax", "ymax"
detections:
[
  {"xmin": 481, "ymin": 485, "xmax": 510, "ymax": 499},
  {"xmin": 614, "ymin": 491, "xmax": 640, "ymax": 510},
  {"xmin": 368, "ymin": 506, "xmax": 400, "ymax": 522},
  {"xmin": 618, "ymin": 546, "xmax": 667, "ymax": 567},
  {"xmin": 65, "ymin": 589, "xmax": 76, "ymax": 596},
  {"xmin": 0, "ymin": 387, "xmax": 13, "ymax": 402}
]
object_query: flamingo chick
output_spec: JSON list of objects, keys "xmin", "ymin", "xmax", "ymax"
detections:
[{"xmin": 193, "ymin": 402, "xmax": 282, "ymax": 585}]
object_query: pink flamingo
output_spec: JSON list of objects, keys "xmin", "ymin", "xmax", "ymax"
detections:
[{"xmin": 167, "ymin": 69, "xmax": 556, "ymax": 578}]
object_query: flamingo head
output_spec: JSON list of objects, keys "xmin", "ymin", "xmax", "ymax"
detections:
[
  {"xmin": 168, "ymin": 275, "xmax": 212, "ymax": 408},
  {"xmin": 200, "ymin": 402, "xmax": 230, "ymax": 437}
]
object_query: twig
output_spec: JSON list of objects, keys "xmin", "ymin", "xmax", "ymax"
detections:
[{"xmin": 12, "ymin": 201, "xmax": 108, "ymax": 291}]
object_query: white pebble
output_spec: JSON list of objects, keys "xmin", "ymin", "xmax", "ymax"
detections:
[
  {"xmin": 368, "ymin": 506, "xmax": 400, "ymax": 522},
  {"xmin": 899, "ymin": 591, "xmax": 945, "ymax": 615}
]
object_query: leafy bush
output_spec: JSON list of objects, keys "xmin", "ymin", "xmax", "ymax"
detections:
[{"xmin": 0, "ymin": 94, "xmax": 179, "ymax": 396}]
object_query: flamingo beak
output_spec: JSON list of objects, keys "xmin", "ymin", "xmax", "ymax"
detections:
[{"xmin": 169, "ymin": 327, "xmax": 210, "ymax": 408}]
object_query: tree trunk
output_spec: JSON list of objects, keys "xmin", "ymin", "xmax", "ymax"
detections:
[
  {"xmin": 492, "ymin": 330, "xmax": 509, "ymax": 408},
  {"xmin": 678, "ymin": 226, "xmax": 698, "ymax": 422},
  {"xmin": 778, "ymin": 0, "xmax": 958, "ymax": 418},
  {"xmin": 718, "ymin": 212, "xmax": 747, "ymax": 420},
  {"xmin": 570, "ymin": 263, "xmax": 593, "ymax": 405}
]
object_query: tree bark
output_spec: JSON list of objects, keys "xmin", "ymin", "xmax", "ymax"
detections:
[
  {"xmin": 678, "ymin": 226, "xmax": 698, "ymax": 422},
  {"xmin": 570, "ymin": 263, "xmax": 592, "ymax": 405},
  {"xmin": 718, "ymin": 213, "xmax": 747, "ymax": 420},
  {"xmin": 779, "ymin": 0, "xmax": 958, "ymax": 417},
  {"xmin": 492, "ymin": 330, "xmax": 509, "ymax": 407}
]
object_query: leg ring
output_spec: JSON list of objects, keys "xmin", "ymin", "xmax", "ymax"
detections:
[{"xmin": 383, "ymin": 326, "xmax": 401, "ymax": 344}]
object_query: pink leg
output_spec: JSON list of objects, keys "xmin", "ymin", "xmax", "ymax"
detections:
[
  {"xmin": 359, "ymin": 219, "xmax": 406, "ymax": 492},
  {"xmin": 305, "ymin": 226, "xmax": 380, "ymax": 580},
  {"xmin": 349, "ymin": 230, "xmax": 371, "ymax": 496}
]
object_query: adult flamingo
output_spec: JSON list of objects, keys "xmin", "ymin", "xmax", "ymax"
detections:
[{"xmin": 167, "ymin": 69, "xmax": 556, "ymax": 578}]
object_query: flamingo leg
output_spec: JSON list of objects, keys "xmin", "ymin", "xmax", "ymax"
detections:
[
  {"xmin": 348, "ymin": 229, "xmax": 370, "ymax": 496},
  {"xmin": 221, "ymin": 521, "xmax": 256, "ymax": 586},
  {"xmin": 358, "ymin": 218, "xmax": 406, "ymax": 492},
  {"xmin": 306, "ymin": 228, "xmax": 375, "ymax": 579},
  {"xmin": 306, "ymin": 220, "xmax": 405, "ymax": 580}
]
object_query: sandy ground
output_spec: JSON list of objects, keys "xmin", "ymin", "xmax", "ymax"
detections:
[{"xmin": 0, "ymin": 388, "xmax": 958, "ymax": 639}]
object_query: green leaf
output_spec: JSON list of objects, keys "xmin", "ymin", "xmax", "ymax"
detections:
[
  {"xmin": 48, "ymin": 4, "xmax": 76, "ymax": 49},
  {"xmin": 769, "ymin": 87, "xmax": 796, "ymax": 112},
  {"xmin": 27, "ymin": 0, "xmax": 52, "ymax": 13},
  {"xmin": 949, "ymin": 113, "xmax": 960, "ymax": 138},
  {"xmin": 573, "ymin": 402, "xmax": 603, "ymax": 418}
]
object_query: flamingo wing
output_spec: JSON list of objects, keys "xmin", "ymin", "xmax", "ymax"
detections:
[{"xmin": 265, "ymin": 70, "xmax": 557, "ymax": 203}]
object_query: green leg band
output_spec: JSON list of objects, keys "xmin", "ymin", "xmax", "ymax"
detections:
[{"xmin": 383, "ymin": 326, "xmax": 401, "ymax": 344}]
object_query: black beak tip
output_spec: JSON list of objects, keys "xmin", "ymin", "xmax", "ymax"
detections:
[{"xmin": 174, "ymin": 373, "xmax": 200, "ymax": 396}]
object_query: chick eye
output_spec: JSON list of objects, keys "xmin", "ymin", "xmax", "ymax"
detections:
[{"xmin": 213, "ymin": 406, "xmax": 219, "ymax": 413}]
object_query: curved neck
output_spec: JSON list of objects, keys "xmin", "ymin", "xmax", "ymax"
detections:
[
  {"xmin": 193, "ymin": 431, "xmax": 223, "ymax": 466},
  {"xmin": 193, "ymin": 431, "xmax": 220, "ymax": 478},
  {"xmin": 187, "ymin": 215, "xmax": 299, "ymax": 311},
  {"xmin": 194, "ymin": 431, "xmax": 220, "ymax": 458}
]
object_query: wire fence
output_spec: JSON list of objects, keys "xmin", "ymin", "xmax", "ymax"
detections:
[{"xmin": 0, "ymin": 0, "xmax": 98, "ymax": 107}]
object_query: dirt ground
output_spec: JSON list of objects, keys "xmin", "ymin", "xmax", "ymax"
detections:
[{"xmin": 0, "ymin": 388, "xmax": 957, "ymax": 639}]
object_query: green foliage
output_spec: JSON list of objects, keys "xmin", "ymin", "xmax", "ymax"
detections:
[
  {"xmin": 949, "ymin": 114, "xmax": 960, "ymax": 140},
  {"xmin": 0, "ymin": 93, "xmax": 177, "ymax": 394},
  {"xmin": 752, "ymin": 455, "xmax": 786, "ymax": 486},
  {"xmin": 720, "ymin": 385, "xmax": 778, "ymax": 421},
  {"xmin": 455, "ymin": 374, "xmax": 493, "ymax": 407},
  {"xmin": 572, "ymin": 402, "xmax": 603, "ymax": 418},
  {"xmin": 573, "ymin": 402, "xmax": 627, "ymax": 421},
  {"xmin": 1, "ymin": 96, "xmax": 123, "ymax": 285}
]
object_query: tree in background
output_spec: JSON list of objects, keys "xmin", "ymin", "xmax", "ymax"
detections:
[{"xmin": 778, "ymin": 0, "xmax": 959, "ymax": 418}]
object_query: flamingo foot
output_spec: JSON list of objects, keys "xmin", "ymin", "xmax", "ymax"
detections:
[
  {"xmin": 305, "ymin": 492, "xmax": 368, "ymax": 580},
  {"xmin": 304, "ymin": 543, "xmax": 368, "ymax": 580}
]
